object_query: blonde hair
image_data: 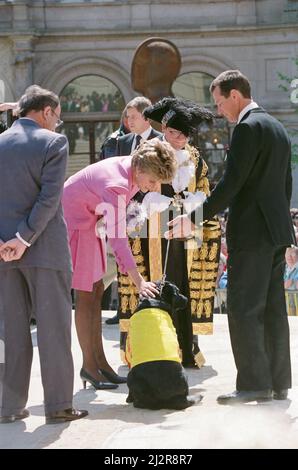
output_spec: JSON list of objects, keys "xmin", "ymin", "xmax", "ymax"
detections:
[{"xmin": 132, "ymin": 138, "xmax": 177, "ymax": 183}]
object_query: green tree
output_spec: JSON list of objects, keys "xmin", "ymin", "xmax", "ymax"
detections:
[{"xmin": 278, "ymin": 57, "xmax": 298, "ymax": 167}]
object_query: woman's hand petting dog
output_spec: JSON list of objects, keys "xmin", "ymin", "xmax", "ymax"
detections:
[{"xmin": 138, "ymin": 280, "xmax": 159, "ymax": 298}]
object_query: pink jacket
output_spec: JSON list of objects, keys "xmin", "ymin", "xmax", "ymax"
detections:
[{"xmin": 63, "ymin": 155, "xmax": 139, "ymax": 273}]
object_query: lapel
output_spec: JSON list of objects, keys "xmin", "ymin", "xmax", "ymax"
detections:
[
  {"xmin": 149, "ymin": 129, "xmax": 156, "ymax": 139},
  {"xmin": 149, "ymin": 128, "xmax": 162, "ymax": 139},
  {"xmin": 124, "ymin": 134, "xmax": 134, "ymax": 154}
]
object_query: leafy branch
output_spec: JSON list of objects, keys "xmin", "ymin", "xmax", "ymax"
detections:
[{"xmin": 278, "ymin": 57, "xmax": 298, "ymax": 167}]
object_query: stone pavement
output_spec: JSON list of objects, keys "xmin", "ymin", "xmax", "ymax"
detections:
[{"xmin": 0, "ymin": 312, "xmax": 298, "ymax": 449}]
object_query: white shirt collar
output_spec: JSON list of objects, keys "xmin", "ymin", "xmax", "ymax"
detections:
[
  {"xmin": 237, "ymin": 101, "xmax": 259, "ymax": 124},
  {"xmin": 140, "ymin": 126, "xmax": 152, "ymax": 140}
]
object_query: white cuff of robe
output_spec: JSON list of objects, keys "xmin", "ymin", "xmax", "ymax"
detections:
[{"xmin": 16, "ymin": 232, "xmax": 31, "ymax": 247}]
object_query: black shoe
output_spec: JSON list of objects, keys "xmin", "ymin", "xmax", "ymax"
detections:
[
  {"xmin": 105, "ymin": 314, "xmax": 119, "ymax": 325},
  {"xmin": 46, "ymin": 408, "xmax": 88, "ymax": 425},
  {"xmin": 273, "ymin": 389, "xmax": 288, "ymax": 400},
  {"xmin": 0, "ymin": 408, "xmax": 30, "ymax": 424},
  {"xmin": 182, "ymin": 361, "xmax": 199, "ymax": 369},
  {"xmin": 99, "ymin": 368, "xmax": 127, "ymax": 384},
  {"xmin": 217, "ymin": 390, "xmax": 272, "ymax": 405},
  {"xmin": 80, "ymin": 368, "xmax": 118, "ymax": 390}
]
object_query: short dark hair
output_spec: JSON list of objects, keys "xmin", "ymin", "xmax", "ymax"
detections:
[
  {"xmin": 18, "ymin": 85, "xmax": 60, "ymax": 117},
  {"xmin": 210, "ymin": 70, "xmax": 251, "ymax": 99}
]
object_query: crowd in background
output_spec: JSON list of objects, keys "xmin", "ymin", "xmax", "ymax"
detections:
[{"xmin": 60, "ymin": 89, "xmax": 123, "ymax": 114}]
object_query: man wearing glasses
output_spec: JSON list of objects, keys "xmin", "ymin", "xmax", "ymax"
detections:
[{"xmin": 0, "ymin": 85, "xmax": 87, "ymax": 424}]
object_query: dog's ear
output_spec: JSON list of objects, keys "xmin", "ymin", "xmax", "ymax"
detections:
[{"xmin": 162, "ymin": 282, "xmax": 188, "ymax": 311}]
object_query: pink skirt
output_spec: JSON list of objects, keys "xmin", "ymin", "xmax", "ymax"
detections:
[{"xmin": 69, "ymin": 229, "xmax": 107, "ymax": 292}]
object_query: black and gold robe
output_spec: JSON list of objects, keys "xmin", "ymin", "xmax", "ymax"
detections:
[{"xmin": 118, "ymin": 144, "xmax": 221, "ymax": 367}]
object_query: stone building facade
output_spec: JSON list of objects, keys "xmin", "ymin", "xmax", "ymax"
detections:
[{"xmin": 0, "ymin": 0, "xmax": 297, "ymax": 202}]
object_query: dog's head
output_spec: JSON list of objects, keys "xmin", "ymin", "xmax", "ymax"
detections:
[
  {"xmin": 155, "ymin": 280, "xmax": 188, "ymax": 313},
  {"xmin": 135, "ymin": 281, "xmax": 188, "ymax": 322}
]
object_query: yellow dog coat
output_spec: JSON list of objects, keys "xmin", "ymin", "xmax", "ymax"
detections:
[{"xmin": 127, "ymin": 308, "xmax": 181, "ymax": 368}]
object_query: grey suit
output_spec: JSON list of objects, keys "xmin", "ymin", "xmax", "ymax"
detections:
[{"xmin": 0, "ymin": 118, "xmax": 74, "ymax": 416}]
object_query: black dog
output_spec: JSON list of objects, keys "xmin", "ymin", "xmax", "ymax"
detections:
[{"xmin": 126, "ymin": 281, "xmax": 198, "ymax": 410}]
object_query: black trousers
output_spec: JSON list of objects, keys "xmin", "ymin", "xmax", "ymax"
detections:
[
  {"xmin": 161, "ymin": 238, "xmax": 194, "ymax": 365},
  {"xmin": 227, "ymin": 246, "xmax": 291, "ymax": 391}
]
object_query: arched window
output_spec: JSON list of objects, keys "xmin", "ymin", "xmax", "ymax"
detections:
[
  {"xmin": 60, "ymin": 74, "xmax": 125, "ymax": 113},
  {"xmin": 172, "ymin": 71, "xmax": 214, "ymax": 106},
  {"xmin": 59, "ymin": 75, "xmax": 125, "ymax": 177}
]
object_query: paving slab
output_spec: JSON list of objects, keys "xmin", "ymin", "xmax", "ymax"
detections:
[{"xmin": 0, "ymin": 313, "xmax": 297, "ymax": 449}]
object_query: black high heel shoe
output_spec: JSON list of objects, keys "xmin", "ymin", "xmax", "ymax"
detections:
[
  {"xmin": 98, "ymin": 368, "xmax": 127, "ymax": 384},
  {"xmin": 80, "ymin": 368, "xmax": 118, "ymax": 390}
]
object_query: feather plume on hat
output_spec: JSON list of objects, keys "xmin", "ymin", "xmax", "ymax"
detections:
[{"xmin": 143, "ymin": 97, "xmax": 214, "ymax": 136}]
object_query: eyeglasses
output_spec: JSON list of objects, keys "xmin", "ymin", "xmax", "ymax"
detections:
[{"xmin": 51, "ymin": 109, "xmax": 63, "ymax": 128}]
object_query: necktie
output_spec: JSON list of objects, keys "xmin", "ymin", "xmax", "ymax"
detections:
[{"xmin": 135, "ymin": 134, "xmax": 142, "ymax": 149}]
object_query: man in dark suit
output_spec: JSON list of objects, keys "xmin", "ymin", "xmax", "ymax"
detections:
[
  {"xmin": 0, "ymin": 85, "xmax": 87, "ymax": 423},
  {"xmin": 166, "ymin": 70, "xmax": 296, "ymax": 403},
  {"xmin": 98, "ymin": 107, "xmax": 130, "ymax": 160},
  {"xmin": 106, "ymin": 96, "xmax": 162, "ymax": 325},
  {"xmin": 116, "ymin": 96, "xmax": 162, "ymax": 156}
]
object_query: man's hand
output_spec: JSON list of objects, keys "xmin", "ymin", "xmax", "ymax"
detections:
[
  {"xmin": 164, "ymin": 214, "xmax": 196, "ymax": 240},
  {"xmin": 0, "ymin": 238, "xmax": 27, "ymax": 262},
  {"xmin": 0, "ymin": 238, "xmax": 11, "ymax": 261},
  {"xmin": 0, "ymin": 239, "xmax": 6, "ymax": 261},
  {"xmin": 0, "ymin": 102, "xmax": 18, "ymax": 115}
]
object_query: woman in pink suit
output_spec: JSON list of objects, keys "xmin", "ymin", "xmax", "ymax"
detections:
[{"xmin": 63, "ymin": 139, "xmax": 177, "ymax": 389}]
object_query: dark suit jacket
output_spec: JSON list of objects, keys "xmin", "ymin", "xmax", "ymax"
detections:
[
  {"xmin": 194, "ymin": 108, "xmax": 296, "ymax": 249},
  {"xmin": 116, "ymin": 128, "xmax": 162, "ymax": 156},
  {"xmin": 0, "ymin": 118, "xmax": 72, "ymax": 271}
]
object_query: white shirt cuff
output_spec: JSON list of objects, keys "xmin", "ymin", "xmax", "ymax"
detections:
[{"xmin": 16, "ymin": 232, "xmax": 31, "ymax": 247}]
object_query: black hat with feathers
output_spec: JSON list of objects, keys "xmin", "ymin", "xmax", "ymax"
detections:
[{"xmin": 143, "ymin": 97, "xmax": 214, "ymax": 137}]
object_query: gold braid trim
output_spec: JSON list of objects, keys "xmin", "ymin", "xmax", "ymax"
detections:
[
  {"xmin": 191, "ymin": 290, "xmax": 218, "ymax": 300},
  {"xmin": 119, "ymin": 286, "xmax": 137, "ymax": 295},
  {"xmin": 118, "ymin": 236, "xmax": 149, "ymax": 316},
  {"xmin": 120, "ymin": 319, "xmax": 130, "ymax": 332},
  {"xmin": 118, "ymin": 276, "xmax": 131, "ymax": 286},
  {"xmin": 190, "ymin": 271, "xmax": 216, "ymax": 281},
  {"xmin": 194, "ymin": 351, "xmax": 206, "ymax": 368},
  {"xmin": 120, "ymin": 294, "xmax": 129, "ymax": 314},
  {"xmin": 189, "ymin": 218, "xmax": 220, "ymax": 322},
  {"xmin": 129, "ymin": 295, "xmax": 138, "ymax": 313},
  {"xmin": 208, "ymin": 243, "xmax": 219, "ymax": 261},
  {"xmin": 185, "ymin": 143, "xmax": 199, "ymax": 170},
  {"xmin": 184, "ymin": 149, "xmax": 220, "ymax": 327},
  {"xmin": 132, "ymin": 237, "xmax": 142, "ymax": 255},
  {"xmin": 189, "ymin": 280, "xmax": 217, "ymax": 290},
  {"xmin": 192, "ymin": 261, "xmax": 219, "ymax": 270},
  {"xmin": 149, "ymin": 209, "xmax": 163, "ymax": 281},
  {"xmin": 186, "ymin": 146, "xmax": 197, "ymax": 277},
  {"xmin": 197, "ymin": 160, "xmax": 210, "ymax": 197},
  {"xmin": 192, "ymin": 322, "xmax": 213, "ymax": 335},
  {"xmin": 204, "ymin": 230, "xmax": 222, "ymax": 240},
  {"xmin": 185, "ymin": 147, "xmax": 211, "ymax": 278}
]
